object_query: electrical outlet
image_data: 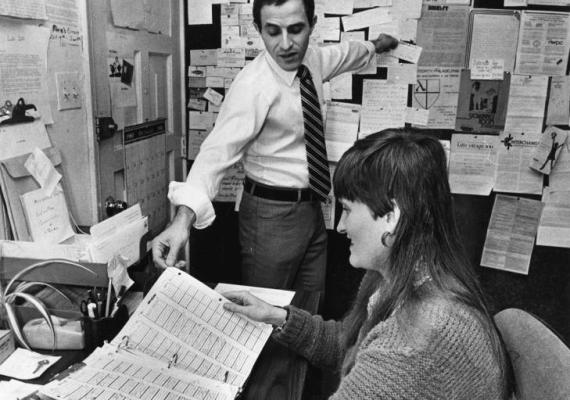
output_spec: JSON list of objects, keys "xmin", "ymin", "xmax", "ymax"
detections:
[{"xmin": 56, "ymin": 72, "xmax": 82, "ymax": 111}]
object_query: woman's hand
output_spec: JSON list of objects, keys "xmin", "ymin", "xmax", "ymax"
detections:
[{"xmin": 222, "ymin": 291, "xmax": 287, "ymax": 327}]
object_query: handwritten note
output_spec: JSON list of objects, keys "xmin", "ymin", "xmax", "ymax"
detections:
[{"xmin": 20, "ymin": 184, "xmax": 74, "ymax": 244}]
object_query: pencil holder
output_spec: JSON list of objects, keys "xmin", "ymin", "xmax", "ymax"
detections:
[{"xmin": 83, "ymin": 305, "xmax": 129, "ymax": 352}]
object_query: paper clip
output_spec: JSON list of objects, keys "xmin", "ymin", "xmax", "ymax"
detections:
[{"xmin": 167, "ymin": 353, "xmax": 178, "ymax": 369}]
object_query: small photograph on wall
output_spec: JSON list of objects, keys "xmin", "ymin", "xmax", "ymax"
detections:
[{"xmin": 455, "ymin": 70, "xmax": 510, "ymax": 134}]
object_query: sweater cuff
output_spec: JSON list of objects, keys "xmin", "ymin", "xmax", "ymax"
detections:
[{"xmin": 272, "ymin": 305, "xmax": 312, "ymax": 346}]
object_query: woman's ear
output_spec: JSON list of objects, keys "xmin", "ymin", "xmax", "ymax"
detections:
[{"xmin": 386, "ymin": 199, "xmax": 400, "ymax": 231}]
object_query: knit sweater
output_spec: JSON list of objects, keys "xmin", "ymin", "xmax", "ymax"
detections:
[{"xmin": 273, "ymin": 297, "xmax": 505, "ymax": 399}]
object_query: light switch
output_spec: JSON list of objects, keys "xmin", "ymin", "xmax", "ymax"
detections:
[{"xmin": 56, "ymin": 72, "xmax": 82, "ymax": 110}]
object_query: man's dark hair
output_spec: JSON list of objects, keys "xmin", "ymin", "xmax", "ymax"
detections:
[{"xmin": 253, "ymin": 0, "xmax": 315, "ymax": 29}]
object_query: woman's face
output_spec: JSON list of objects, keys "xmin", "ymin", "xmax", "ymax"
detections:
[{"xmin": 337, "ymin": 199, "xmax": 398, "ymax": 274}]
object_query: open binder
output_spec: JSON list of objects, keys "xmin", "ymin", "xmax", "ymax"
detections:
[{"xmin": 40, "ymin": 268, "xmax": 274, "ymax": 400}]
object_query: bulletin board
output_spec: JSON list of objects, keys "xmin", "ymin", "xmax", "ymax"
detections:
[{"xmin": 185, "ymin": 0, "xmax": 570, "ymax": 343}]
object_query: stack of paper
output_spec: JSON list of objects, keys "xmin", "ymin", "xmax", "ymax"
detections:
[{"xmin": 40, "ymin": 268, "xmax": 278, "ymax": 400}]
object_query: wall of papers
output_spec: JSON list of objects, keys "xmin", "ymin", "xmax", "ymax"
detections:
[{"xmin": 186, "ymin": 0, "xmax": 570, "ymax": 342}]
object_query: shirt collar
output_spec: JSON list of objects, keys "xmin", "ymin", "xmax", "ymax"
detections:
[{"xmin": 263, "ymin": 51, "xmax": 301, "ymax": 87}]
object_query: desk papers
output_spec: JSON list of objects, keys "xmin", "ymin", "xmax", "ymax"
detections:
[
  {"xmin": 0, "ymin": 348, "xmax": 59, "ymax": 380},
  {"xmin": 481, "ymin": 194, "xmax": 543, "ymax": 275},
  {"xmin": 41, "ymin": 268, "xmax": 273, "ymax": 400}
]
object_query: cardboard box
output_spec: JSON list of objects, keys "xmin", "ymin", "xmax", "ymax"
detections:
[
  {"xmin": 0, "ymin": 240, "xmax": 108, "ymax": 287},
  {"xmin": 0, "ymin": 257, "xmax": 107, "ymax": 287}
]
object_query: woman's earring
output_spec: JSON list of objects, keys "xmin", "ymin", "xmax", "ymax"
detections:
[{"xmin": 381, "ymin": 231, "xmax": 393, "ymax": 247}]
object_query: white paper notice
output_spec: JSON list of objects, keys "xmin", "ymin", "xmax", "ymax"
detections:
[
  {"xmin": 325, "ymin": 102, "xmax": 361, "ymax": 161},
  {"xmin": 330, "ymin": 72, "xmax": 353, "ymax": 100},
  {"xmin": 546, "ymin": 76, "xmax": 570, "ymax": 125},
  {"xmin": 0, "ymin": 23, "xmax": 52, "ymax": 124},
  {"xmin": 360, "ymin": 80, "xmax": 408, "ymax": 136},
  {"xmin": 20, "ymin": 184, "xmax": 75, "ymax": 244},
  {"xmin": 412, "ymin": 67, "xmax": 461, "ymax": 129},
  {"xmin": 342, "ymin": 7, "xmax": 392, "ymax": 31},
  {"xmin": 188, "ymin": 128, "xmax": 212, "ymax": 160},
  {"xmin": 405, "ymin": 107, "xmax": 430, "ymax": 126},
  {"xmin": 24, "ymin": 147, "xmax": 62, "ymax": 195},
  {"xmin": 416, "ymin": 4, "xmax": 470, "ymax": 67},
  {"xmin": 449, "ymin": 134, "xmax": 499, "ymax": 196},
  {"xmin": 471, "ymin": 59, "xmax": 505, "ymax": 80},
  {"xmin": 494, "ymin": 131, "xmax": 543, "ymax": 194},
  {"xmin": 515, "ymin": 11, "xmax": 570, "ymax": 76},
  {"xmin": 468, "ymin": 12, "xmax": 520, "ymax": 74},
  {"xmin": 504, "ymin": 75, "xmax": 549, "ymax": 135},
  {"xmin": 188, "ymin": 0, "xmax": 213, "ymax": 25},
  {"xmin": 536, "ymin": 187, "xmax": 570, "ymax": 248},
  {"xmin": 387, "ymin": 42, "xmax": 422, "ymax": 64},
  {"xmin": 481, "ymin": 194, "xmax": 543, "ymax": 275},
  {"xmin": 323, "ymin": 0, "xmax": 354, "ymax": 15},
  {"xmin": 0, "ymin": 0, "xmax": 47, "ymax": 20}
]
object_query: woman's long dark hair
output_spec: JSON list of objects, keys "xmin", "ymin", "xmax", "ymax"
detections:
[{"xmin": 333, "ymin": 128, "xmax": 511, "ymax": 397}]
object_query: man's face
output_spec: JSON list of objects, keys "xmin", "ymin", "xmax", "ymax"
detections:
[{"xmin": 255, "ymin": 0, "xmax": 315, "ymax": 72}]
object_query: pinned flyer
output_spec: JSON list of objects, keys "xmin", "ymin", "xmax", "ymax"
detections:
[
  {"xmin": 471, "ymin": 59, "xmax": 504, "ymax": 80},
  {"xmin": 387, "ymin": 42, "xmax": 422, "ymax": 64},
  {"xmin": 203, "ymin": 87, "xmax": 224, "ymax": 106},
  {"xmin": 530, "ymin": 126, "xmax": 568, "ymax": 175}
]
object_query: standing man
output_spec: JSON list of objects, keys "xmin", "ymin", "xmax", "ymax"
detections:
[{"xmin": 153, "ymin": 0, "xmax": 398, "ymax": 292}]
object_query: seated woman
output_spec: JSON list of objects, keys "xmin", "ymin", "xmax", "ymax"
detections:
[{"xmin": 223, "ymin": 128, "xmax": 512, "ymax": 399}]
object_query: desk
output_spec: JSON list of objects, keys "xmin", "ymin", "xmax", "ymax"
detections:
[{"xmin": 4, "ymin": 289, "xmax": 320, "ymax": 400}]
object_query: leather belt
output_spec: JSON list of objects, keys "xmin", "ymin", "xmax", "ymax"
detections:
[{"xmin": 243, "ymin": 177, "xmax": 318, "ymax": 202}]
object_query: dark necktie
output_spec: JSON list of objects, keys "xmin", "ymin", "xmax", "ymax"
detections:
[{"xmin": 297, "ymin": 65, "xmax": 331, "ymax": 201}]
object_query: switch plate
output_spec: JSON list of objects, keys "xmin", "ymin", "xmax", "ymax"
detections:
[{"xmin": 56, "ymin": 72, "xmax": 82, "ymax": 110}]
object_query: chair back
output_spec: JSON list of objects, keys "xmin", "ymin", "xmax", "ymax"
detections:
[{"xmin": 494, "ymin": 308, "xmax": 570, "ymax": 400}]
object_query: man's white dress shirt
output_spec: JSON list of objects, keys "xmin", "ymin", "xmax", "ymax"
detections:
[{"xmin": 169, "ymin": 40, "xmax": 376, "ymax": 228}]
